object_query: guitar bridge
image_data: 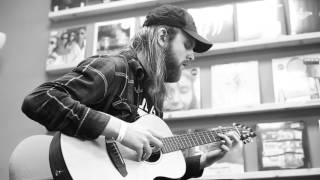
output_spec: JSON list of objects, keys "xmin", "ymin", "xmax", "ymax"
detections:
[{"xmin": 105, "ymin": 138, "xmax": 128, "ymax": 177}]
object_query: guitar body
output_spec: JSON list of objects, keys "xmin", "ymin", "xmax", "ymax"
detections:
[{"xmin": 58, "ymin": 114, "xmax": 186, "ymax": 180}]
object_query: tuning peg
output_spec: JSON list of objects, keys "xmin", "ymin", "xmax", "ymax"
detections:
[{"xmin": 250, "ymin": 132, "xmax": 256, "ymax": 137}]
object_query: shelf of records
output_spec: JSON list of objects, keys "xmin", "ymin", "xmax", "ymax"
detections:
[
  {"xmin": 49, "ymin": 0, "xmax": 163, "ymax": 21},
  {"xmin": 194, "ymin": 168, "xmax": 320, "ymax": 179},
  {"xmin": 176, "ymin": 121, "xmax": 320, "ymax": 179},
  {"xmin": 163, "ymin": 101, "xmax": 320, "ymax": 121},
  {"xmin": 163, "ymin": 53, "xmax": 320, "ymax": 120},
  {"xmin": 46, "ymin": 17, "xmax": 320, "ymax": 73},
  {"xmin": 46, "ymin": 0, "xmax": 320, "ymax": 72}
]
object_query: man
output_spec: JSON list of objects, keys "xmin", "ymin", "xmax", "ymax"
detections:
[{"xmin": 21, "ymin": 4, "xmax": 240, "ymax": 180}]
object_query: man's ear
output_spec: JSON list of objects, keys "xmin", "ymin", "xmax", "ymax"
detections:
[{"xmin": 157, "ymin": 27, "xmax": 168, "ymax": 47}]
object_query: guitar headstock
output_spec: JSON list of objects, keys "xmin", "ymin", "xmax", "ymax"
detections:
[{"xmin": 233, "ymin": 123, "xmax": 256, "ymax": 144}]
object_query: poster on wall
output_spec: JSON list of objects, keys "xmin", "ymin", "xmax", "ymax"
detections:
[
  {"xmin": 256, "ymin": 121, "xmax": 309, "ymax": 170},
  {"xmin": 163, "ymin": 67, "xmax": 201, "ymax": 112},
  {"xmin": 272, "ymin": 53, "xmax": 320, "ymax": 103},
  {"xmin": 93, "ymin": 18, "xmax": 134, "ymax": 55},
  {"xmin": 46, "ymin": 26, "xmax": 87, "ymax": 72},
  {"xmin": 188, "ymin": 5, "xmax": 235, "ymax": 44},
  {"xmin": 211, "ymin": 61, "xmax": 260, "ymax": 108}
]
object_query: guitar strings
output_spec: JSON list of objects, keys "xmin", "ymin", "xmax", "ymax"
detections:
[{"xmin": 160, "ymin": 127, "xmax": 237, "ymax": 153}]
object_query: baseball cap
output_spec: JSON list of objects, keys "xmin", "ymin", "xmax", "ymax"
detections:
[{"xmin": 143, "ymin": 4, "xmax": 212, "ymax": 53}]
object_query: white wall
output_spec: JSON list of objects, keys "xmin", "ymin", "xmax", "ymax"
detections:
[{"xmin": 0, "ymin": 0, "xmax": 50, "ymax": 179}]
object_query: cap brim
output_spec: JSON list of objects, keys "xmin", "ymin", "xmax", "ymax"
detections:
[{"xmin": 183, "ymin": 29, "xmax": 212, "ymax": 53}]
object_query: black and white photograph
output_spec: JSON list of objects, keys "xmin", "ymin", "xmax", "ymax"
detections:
[
  {"xmin": 163, "ymin": 67, "xmax": 201, "ymax": 112},
  {"xmin": 93, "ymin": 18, "xmax": 134, "ymax": 55},
  {"xmin": 46, "ymin": 26, "xmax": 87, "ymax": 72},
  {"xmin": 2, "ymin": 0, "xmax": 320, "ymax": 180}
]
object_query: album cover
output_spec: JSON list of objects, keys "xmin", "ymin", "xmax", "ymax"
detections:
[
  {"xmin": 188, "ymin": 128, "xmax": 245, "ymax": 177},
  {"xmin": 163, "ymin": 67, "xmax": 201, "ymax": 112},
  {"xmin": 85, "ymin": 0, "xmax": 103, "ymax": 6},
  {"xmin": 272, "ymin": 53, "xmax": 320, "ymax": 103},
  {"xmin": 188, "ymin": 5, "xmax": 235, "ymax": 44},
  {"xmin": 211, "ymin": 61, "xmax": 260, "ymax": 108},
  {"xmin": 46, "ymin": 26, "xmax": 87, "ymax": 72},
  {"xmin": 50, "ymin": 0, "xmax": 85, "ymax": 12},
  {"xmin": 256, "ymin": 121, "xmax": 310, "ymax": 170},
  {"xmin": 93, "ymin": 18, "xmax": 134, "ymax": 55},
  {"xmin": 288, "ymin": 0, "xmax": 320, "ymax": 35},
  {"xmin": 236, "ymin": 0, "xmax": 286, "ymax": 40}
]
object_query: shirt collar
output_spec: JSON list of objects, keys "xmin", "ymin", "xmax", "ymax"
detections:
[{"xmin": 128, "ymin": 58, "xmax": 145, "ymax": 81}]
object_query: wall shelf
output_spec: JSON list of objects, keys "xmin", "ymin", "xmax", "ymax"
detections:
[
  {"xmin": 48, "ymin": 0, "xmax": 258, "ymax": 22},
  {"xmin": 163, "ymin": 101, "xmax": 320, "ymax": 121},
  {"xmin": 197, "ymin": 32, "xmax": 320, "ymax": 58},
  {"xmin": 48, "ymin": 0, "xmax": 189, "ymax": 22},
  {"xmin": 195, "ymin": 168, "xmax": 320, "ymax": 180}
]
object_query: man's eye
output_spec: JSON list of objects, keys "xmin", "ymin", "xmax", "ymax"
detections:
[{"xmin": 184, "ymin": 40, "xmax": 194, "ymax": 50}]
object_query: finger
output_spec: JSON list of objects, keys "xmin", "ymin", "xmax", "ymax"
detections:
[
  {"xmin": 219, "ymin": 134, "xmax": 232, "ymax": 147},
  {"xmin": 137, "ymin": 147, "xmax": 143, "ymax": 162},
  {"xmin": 142, "ymin": 145, "xmax": 152, "ymax": 161},
  {"xmin": 220, "ymin": 144, "xmax": 230, "ymax": 152},
  {"xmin": 227, "ymin": 131, "xmax": 240, "ymax": 142},
  {"xmin": 148, "ymin": 130, "xmax": 164, "ymax": 139},
  {"xmin": 148, "ymin": 135, "xmax": 163, "ymax": 151}
]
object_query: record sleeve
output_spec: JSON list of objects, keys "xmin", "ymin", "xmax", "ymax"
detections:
[
  {"xmin": 163, "ymin": 67, "xmax": 201, "ymax": 112},
  {"xmin": 256, "ymin": 121, "xmax": 310, "ymax": 170},
  {"xmin": 46, "ymin": 26, "xmax": 87, "ymax": 72}
]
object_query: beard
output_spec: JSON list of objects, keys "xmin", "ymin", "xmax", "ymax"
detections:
[{"xmin": 164, "ymin": 45, "xmax": 182, "ymax": 82}]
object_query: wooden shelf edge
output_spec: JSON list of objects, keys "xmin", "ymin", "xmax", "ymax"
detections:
[
  {"xmin": 48, "ymin": 0, "xmax": 190, "ymax": 22},
  {"xmin": 197, "ymin": 32, "xmax": 320, "ymax": 58},
  {"xmin": 195, "ymin": 168, "xmax": 320, "ymax": 180},
  {"xmin": 163, "ymin": 101, "xmax": 320, "ymax": 121}
]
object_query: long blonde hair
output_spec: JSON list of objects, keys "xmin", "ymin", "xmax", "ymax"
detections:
[{"xmin": 120, "ymin": 25, "xmax": 178, "ymax": 110}]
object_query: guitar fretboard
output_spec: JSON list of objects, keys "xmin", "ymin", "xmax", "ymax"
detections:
[{"xmin": 160, "ymin": 127, "xmax": 236, "ymax": 154}]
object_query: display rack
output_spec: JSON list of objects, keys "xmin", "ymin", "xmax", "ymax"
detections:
[
  {"xmin": 194, "ymin": 168, "xmax": 320, "ymax": 180},
  {"xmin": 47, "ymin": 1, "xmax": 320, "ymax": 179},
  {"xmin": 49, "ymin": 0, "xmax": 191, "ymax": 22},
  {"xmin": 199, "ymin": 32, "xmax": 320, "ymax": 57},
  {"xmin": 163, "ymin": 101, "xmax": 320, "ymax": 120}
]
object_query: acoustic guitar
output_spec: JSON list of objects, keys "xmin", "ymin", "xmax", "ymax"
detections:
[{"xmin": 50, "ymin": 114, "xmax": 256, "ymax": 180}]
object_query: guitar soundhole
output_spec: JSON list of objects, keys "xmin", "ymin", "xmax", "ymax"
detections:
[{"xmin": 145, "ymin": 150, "xmax": 161, "ymax": 163}]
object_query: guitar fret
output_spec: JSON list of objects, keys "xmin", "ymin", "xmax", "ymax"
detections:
[
  {"xmin": 198, "ymin": 132, "xmax": 205, "ymax": 144},
  {"xmin": 169, "ymin": 137, "xmax": 176, "ymax": 152},
  {"xmin": 190, "ymin": 134, "xmax": 195, "ymax": 146},
  {"xmin": 163, "ymin": 138, "xmax": 170, "ymax": 153},
  {"xmin": 195, "ymin": 133, "xmax": 202, "ymax": 146},
  {"xmin": 194, "ymin": 133, "xmax": 200, "ymax": 145},
  {"xmin": 181, "ymin": 134, "xmax": 189, "ymax": 149},
  {"xmin": 161, "ymin": 127, "xmax": 238, "ymax": 154},
  {"xmin": 172, "ymin": 137, "xmax": 179, "ymax": 151},
  {"xmin": 177, "ymin": 136, "xmax": 184, "ymax": 150},
  {"xmin": 204, "ymin": 131, "xmax": 211, "ymax": 143},
  {"xmin": 167, "ymin": 137, "xmax": 173, "ymax": 152}
]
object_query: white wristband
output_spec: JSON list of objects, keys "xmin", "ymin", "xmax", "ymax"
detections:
[{"xmin": 116, "ymin": 121, "xmax": 128, "ymax": 142}]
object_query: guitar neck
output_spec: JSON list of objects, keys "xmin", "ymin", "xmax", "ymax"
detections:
[{"xmin": 160, "ymin": 127, "xmax": 236, "ymax": 154}]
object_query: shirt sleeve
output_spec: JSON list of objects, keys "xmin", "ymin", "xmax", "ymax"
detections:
[
  {"xmin": 21, "ymin": 57, "xmax": 119, "ymax": 139},
  {"xmin": 179, "ymin": 155, "xmax": 204, "ymax": 180}
]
